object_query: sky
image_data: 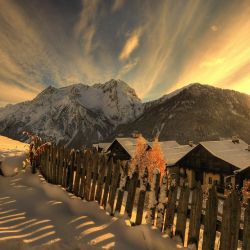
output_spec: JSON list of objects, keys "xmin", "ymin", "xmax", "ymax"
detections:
[{"xmin": 0, "ymin": 0, "xmax": 250, "ymax": 106}]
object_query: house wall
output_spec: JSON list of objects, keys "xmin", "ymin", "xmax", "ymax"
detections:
[
  {"xmin": 108, "ymin": 140, "xmax": 131, "ymax": 161},
  {"xmin": 202, "ymin": 172, "xmax": 221, "ymax": 190},
  {"xmin": 177, "ymin": 167, "xmax": 196, "ymax": 189},
  {"xmin": 177, "ymin": 145, "xmax": 238, "ymax": 190}
]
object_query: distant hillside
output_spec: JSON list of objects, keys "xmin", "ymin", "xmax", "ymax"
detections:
[{"xmin": 115, "ymin": 83, "xmax": 250, "ymax": 144}]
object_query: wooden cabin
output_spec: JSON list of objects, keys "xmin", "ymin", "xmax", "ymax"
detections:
[
  {"xmin": 175, "ymin": 138, "xmax": 250, "ymax": 191},
  {"xmin": 158, "ymin": 141, "xmax": 195, "ymax": 187}
]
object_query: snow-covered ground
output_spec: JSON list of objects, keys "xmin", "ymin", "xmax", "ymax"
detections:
[
  {"xmin": 0, "ymin": 136, "xmax": 29, "ymax": 177},
  {"xmin": 0, "ymin": 136, "xmax": 186, "ymax": 250}
]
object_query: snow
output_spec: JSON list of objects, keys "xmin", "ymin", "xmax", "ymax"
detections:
[
  {"xmin": 0, "ymin": 136, "xmax": 29, "ymax": 177},
  {"xmin": 0, "ymin": 79, "xmax": 143, "ymax": 145},
  {"xmin": 0, "ymin": 137, "xmax": 185, "ymax": 250},
  {"xmin": 200, "ymin": 139, "xmax": 250, "ymax": 170}
]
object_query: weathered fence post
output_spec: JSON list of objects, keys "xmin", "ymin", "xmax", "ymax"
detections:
[
  {"xmin": 62, "ymin": 149, "xmax": 69, "ymax": 188},
  {"xmin": 79, "ymin": 150, "xmax": 86, "ymax": 199},
  {"xmin": 115, "ymin": 161, "xmax": 129, "ymax": 213},
  {"xmin": 125, "ymin": 166, "xmax": 139, "ymax": 219},
  {"xmin": 101, "ymin": 158, "xmax": 113, "ymax": 208},
  {"xmin": 164, "ymin": 185, "xmax": 177, "ymax": 235},
  {"xmin": 58, "ymin": 147, "xmax": 64, "ymax": 185},
  {"xmin": 174, "ymin": 186, "xmax": 190, "ymax": 244},
  {"xmin": 219, "ymin": 190, "xmax": 241, "ymax": 250},
  {"xmin": 108, "ymin": 160, "xmax": 121, "ymax": 215},
  {"xmin": 135, "ymin": 167, "xmax": 148, "ymax": 225},
  {"xmin": 84, "ymin": 150, "xmax": 92, "ymax": 201},
  {"xmin": 202, "ymin": 187, "xmax": 218, "ymax": 250},
  {"xmin": 73, "ymin": 150, "xmax": 81, "ymax": 196},
  {"xmin": 95, "ymin": 154, "xmax": 107, "ymax": 204},
  {"xmin": 67, "ymin": 149, "xmax": 75, "ymax": 192},
  {"xmin": 89, "ymin": 152, "xmax": 99, "ymax": 201},
  {"xmin": 146, "ymin": 168, "xmax": 161, "ymax": 225},
  {"xmin": 187, "ymin": 184, "xmax": 203, "ymax": 249},
  {"xmin": 243, "ymin": 200, "xmax": 250, "ymax": 250},
  {"xmin": 52, "ymin": 146, "xmax": 57, "ymax": 184},
  {"xmin": 156, "ymin": 171, "xmax": 168, "ymax": 231},
  {"xmin": 45, "ymin": 145, "xmax": 51, "ymax": 181}
]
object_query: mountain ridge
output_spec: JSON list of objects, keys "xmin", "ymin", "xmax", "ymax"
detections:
[{"xmin": 1, "ymin": 80, "xmax": 250, "ymax": 146}]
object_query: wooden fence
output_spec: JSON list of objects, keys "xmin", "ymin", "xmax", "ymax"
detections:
[{"xmin": 39, "ymin": 145, "xmax": 250, "ymax": 250}]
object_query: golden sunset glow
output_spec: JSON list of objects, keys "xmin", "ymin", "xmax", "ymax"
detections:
[{"xmin": 0, "ymin": 0, "xmax": 249, "ymax": 105}]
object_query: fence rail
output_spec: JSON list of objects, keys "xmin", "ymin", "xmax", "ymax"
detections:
[{"xmin": 39, "ymin": 145, "xmax": 250, "ymax": 250}]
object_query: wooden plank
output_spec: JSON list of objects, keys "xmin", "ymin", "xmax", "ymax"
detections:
[
  {"xmin": 67, "ymin": 149, "xmax": 75, "ymax": 193},
  {"xmin": 55, "ymin": 147, "xmax": 60, "ymax": 184},
  {"xmin": 243, "ymin": 200, "xmax": 250, "ymax": 250},
  {"xmin": 45, "ymin": 145, "xmax": 50, "ymax": 181},
  {"xmin": 187, "ymin": 184, "xmax": 203, "ymax": 249},
  {"xmin": 79, "ymin": 150, "xmax": 87, "ymax": 199},
  {"xmin": 146, "ymin": 168, "xmax": 161, "ymax": 225},
  {"xmin": 84, "ymin": 150, "xmax": 92, "ymax": 201},
  {"xmin": 115, "ymin": 161, "xmax": 129, "ymax": 213},
  {"xmin": 58, "ymin": 147, "xmax": 64, "ymax": 185},
  {"xmin": 49, "ymin": 145, "xmax": 54, "ymax": 183},
  {"xmin": 89, "ymin": 152, "xmax": 99, "ymax": 201},
  {"xmin": 125, "ymin": 167, "xmax": 139, "ymax": 219},
  {"xmin": 53, "ymin": 146, "xmax": 58, "ymax": 184},
  {"xmin": 73, "ymin": 150, "xmax": 81, "ymax": 196},
  {"xmin": 220, "ymin": 190, "xmax": 241, "ymax": 250},
  {"xmin": 164, "ymin": 186, "xmax": 177, "ymax": 235},
  {"xmin": 108, "ymin": 160, "xmax": 121, "ymax": 215},
  {"xmin": 202, "ymin": 187, "xmax": 218, "ymax": 250},
  {"xmin": 101, "ymin": 158, "xmax": 113, "ymax": 208},
  {"xmin": 62, "ymin": 149, "xmax": 69, "ymax": 188},
  {"xmin": 174, "ymin": 186, "xmax": 190, "ymax": 244},
  {"xmin": 48, "ymin": 145, "xmax": 53, "ymax": 183},
  {"xmin": 95, "ymin": 154, "xmax": 107, "ymax": 204},
  {"xmin": 135, "ymin": 167, "xmax": 148, "ymax": 225},
  {"xmin": 156, "ymin": 171, "xmax": 168, "ymax": 231}
]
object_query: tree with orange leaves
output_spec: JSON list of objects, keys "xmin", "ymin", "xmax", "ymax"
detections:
[
  {"xmin": 146, "ymin": 138, "xmax": 166, "ymax": 181},
  {"xmin": 130, "ymin": 135, "xmax": 166, "ymax": 182},
  {"xmin": 130, "ymin": 135, "xmax": 148, "ymax": 176}
]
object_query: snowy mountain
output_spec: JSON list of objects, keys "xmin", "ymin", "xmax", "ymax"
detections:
[
  {"xmin": 1, "ymin": 81, "xmax": 250, "ymax": 147},
  {"xmin": 0, "ymin": 79, "xmax": 143, "ymax": 147},
  {"xmin": 115, "ymin": 83, "xmax": 250, "ymax": 144}
]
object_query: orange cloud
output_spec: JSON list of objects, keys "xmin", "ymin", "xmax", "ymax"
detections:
[{"xmin": 119, "ymin": 28, "xmax": 142, "ymax": 61}]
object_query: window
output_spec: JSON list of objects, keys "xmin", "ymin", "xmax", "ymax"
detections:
[{"xmin": 208, "ymin": 177, "xmax": 212, "ymax": 184}]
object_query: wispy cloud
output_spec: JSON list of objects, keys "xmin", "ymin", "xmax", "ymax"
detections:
[
  {"xmin": 0, "ymin": 0, "xmax": 250, "ymax": 106},
  {"xmin": 119, "ymin": 28, "xmax": 142, "ymax": 61},
  {"xmin": 112, "ymin": 0, "xmax": 125, "ymax": 12}
]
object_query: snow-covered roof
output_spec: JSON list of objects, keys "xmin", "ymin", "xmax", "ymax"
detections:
[
  {"xmin": 200, "ymin": 139, "xmax": 250, "ymax": 170},
  {"xmin": 108, "ymin": 137, "xmax": 149, "ymax": 158},
  {"xmin": 162, "ymin": 144, "xmax": 194, "ymax": 166}
]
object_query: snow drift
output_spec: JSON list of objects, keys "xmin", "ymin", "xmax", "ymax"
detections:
[{"xmin": 0, "ymin": 136, "xmax": 28, "ymax": 177}]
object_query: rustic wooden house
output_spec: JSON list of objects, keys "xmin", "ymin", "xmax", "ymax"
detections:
[
  {"xmin": 158, "ymin": 141, "xmax": 195, "ymax": 187},
  {"xmin": 174, "ymin": 138, "xmax": 250, "ymax": 191}
]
